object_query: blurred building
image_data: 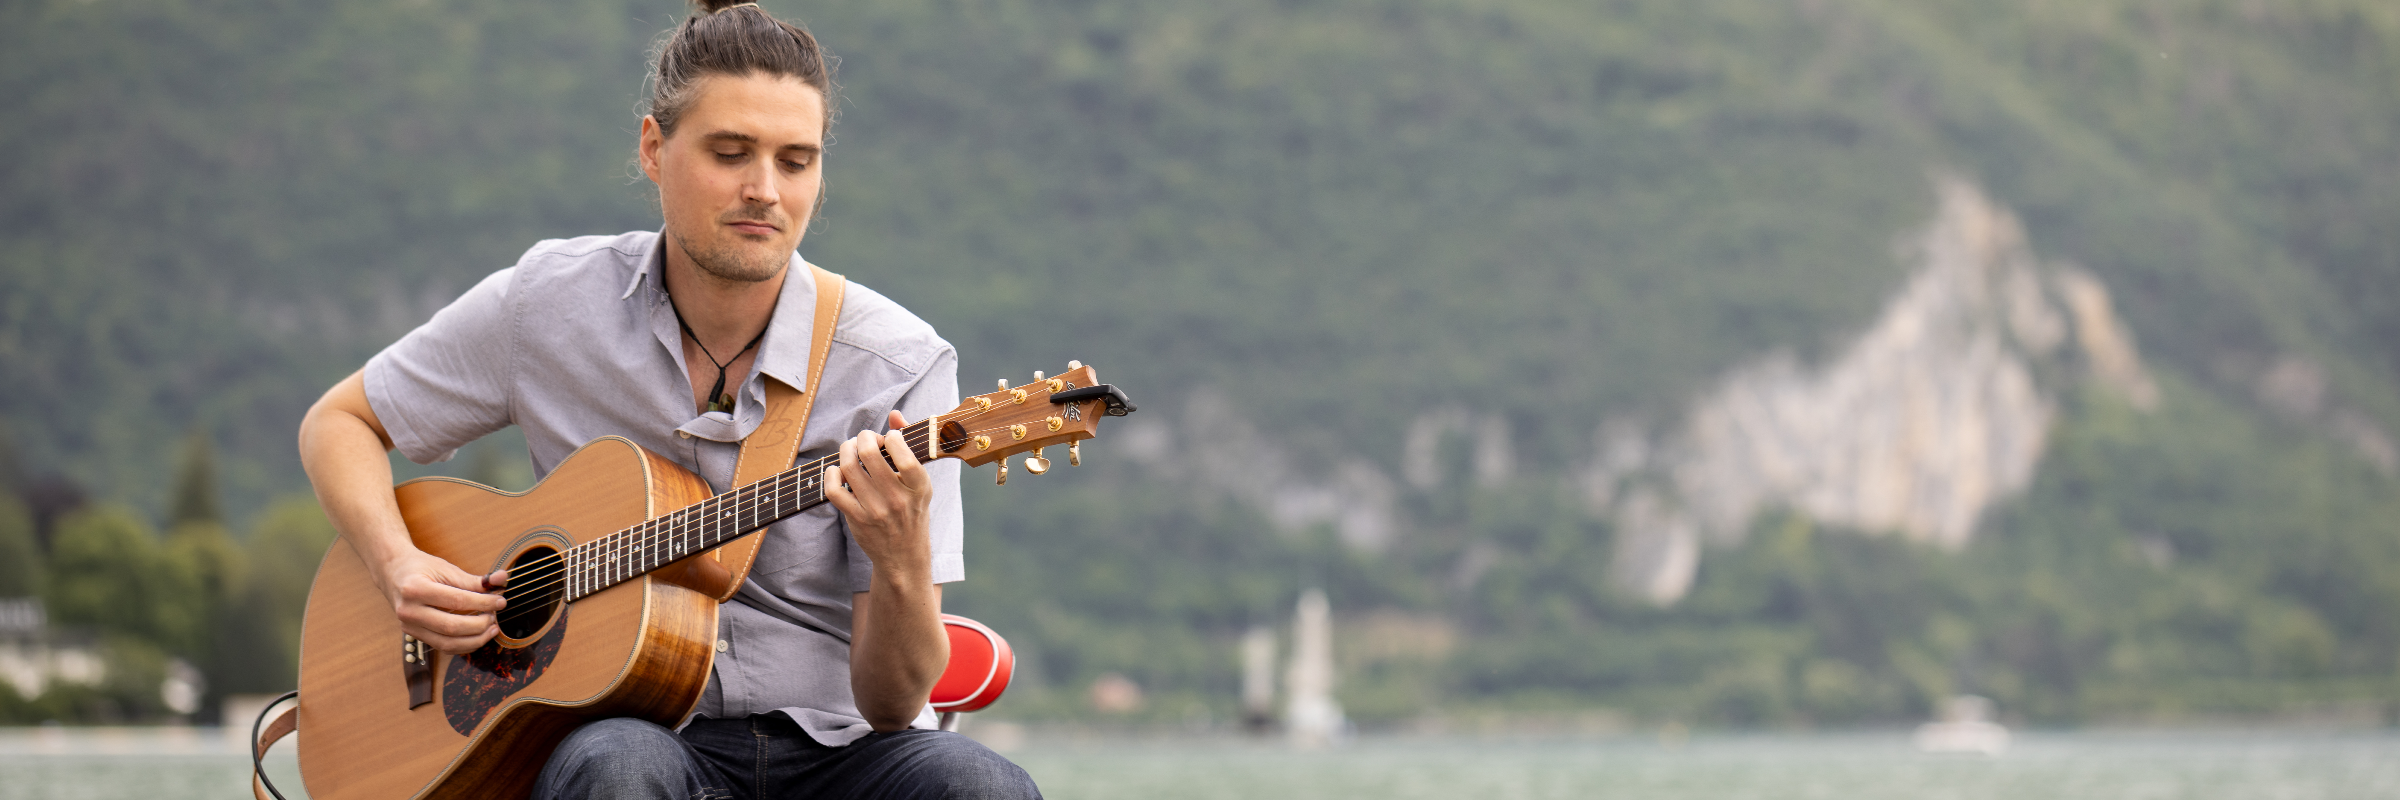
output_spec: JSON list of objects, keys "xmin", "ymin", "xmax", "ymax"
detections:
[{"xmin": 0, "ymin": 598, "xmax": 108, "ymax": 700}]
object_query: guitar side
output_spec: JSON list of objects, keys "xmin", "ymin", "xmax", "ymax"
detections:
[{"xmin": 296, "ymin": 437, "xmax": 719, "ymax": 800}]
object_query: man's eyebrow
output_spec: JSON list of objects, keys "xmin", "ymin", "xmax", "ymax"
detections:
[{"xmin": 698, "ymin": 130, "xmax": 819, "ymax": 154}]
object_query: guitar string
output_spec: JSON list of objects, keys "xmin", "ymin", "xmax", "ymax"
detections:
[
  {"xmin": 489, "ymin": 468, "xmax": 817, "ymax": 629},
  {"xmin": 486, "ymin": 427, "xmax": 884, "ymax": 624},
  {"xmin": 492, "ymin": 486, "xmax": 814, "ymax": 631},
  {"xmin": 492, "ymin": 425, "xmax": 891, "ymax": 607},
  {"xmin": 490, "ymin": 431, "xmax": 879, "ymax": 608},
  {"xmin": 486, "ymin": 394, "xmax": 1083, "ymax": 625},
  {"xmin": 503, "ymin": 417, "xmax": 940, "ymax": 604},
  {"xmin": 488, "ymin": 410, "xmax": 1047, "ymax": 619},
  {"xmin": 495, "ymin": 405, "xmax": 1056, "ymax": 612}
]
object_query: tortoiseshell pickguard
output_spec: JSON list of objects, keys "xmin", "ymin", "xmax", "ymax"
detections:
[{"xmin": 441, "ymin": 608, "xmax": 568, "ymax": 736}]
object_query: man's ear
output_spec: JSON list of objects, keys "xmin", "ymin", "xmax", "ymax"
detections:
[{"xmin": 637, "ymin": 115, "xmax": 666, "ymax": 183}]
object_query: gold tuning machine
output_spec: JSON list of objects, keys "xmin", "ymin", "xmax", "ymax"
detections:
[
  {"xmin": 1025, "ymin": 447, "xmax": 1051, "ymax": 475},
  {"xmin": 1069, "ymin": 440, "xmax": 1081, "ymax": 467}
]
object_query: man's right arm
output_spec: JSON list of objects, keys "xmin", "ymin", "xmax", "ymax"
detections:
[{"xmin": 298, "ymin": 369, "xmax": 506, "ymax": 655}]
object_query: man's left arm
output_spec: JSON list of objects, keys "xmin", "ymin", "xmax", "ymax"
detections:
[{"xmin": 825, "ymin": 408, "xmax": 950, "ymax": 731}]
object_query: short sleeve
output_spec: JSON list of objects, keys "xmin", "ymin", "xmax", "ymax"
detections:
[
  {"xmin": 365, "ymin": 267, "xmax": 519, "ymax": 465},
  {"xmin": 846, "ymin": 346, "xmax": 965, "ymax": 592}
]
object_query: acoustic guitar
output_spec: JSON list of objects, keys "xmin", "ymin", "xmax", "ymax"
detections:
[{"xmin": 289, "ymin": 363, "xmax": 1133, "ymax": 799}]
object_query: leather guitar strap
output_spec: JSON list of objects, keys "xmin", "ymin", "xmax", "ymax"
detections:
[{"xmin": 708, "ymin": 264, "xmax": 844, "ymax": 603}]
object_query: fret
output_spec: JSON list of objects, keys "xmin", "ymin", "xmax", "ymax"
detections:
[
  {"xmin": 742, "ymin": 484, "xmax": 757, "ymax": 532},
  {"xmin": 557, "ymin": 449, "xmax": 883, "ymax": 601}
]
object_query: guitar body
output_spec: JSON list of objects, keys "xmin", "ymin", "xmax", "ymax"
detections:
[{"xmin": 296, "ymin": 437, "xmax": 720, "ymax": 800}]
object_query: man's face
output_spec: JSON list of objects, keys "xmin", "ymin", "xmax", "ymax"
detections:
[{"xmin": 639, "ymin": 72, "xmax": 827, "ymax": 284}]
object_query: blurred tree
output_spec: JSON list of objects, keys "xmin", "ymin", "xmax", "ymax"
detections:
[
  {"xmin": 170, "ymin": 521, "xmax": 242, "ymax": 707},
  {"xmin": 167, "ymin": 429, "xmax": 219, "ymax": 528},
  {"xmin": 163, "ymin": 427, "xmax": 242, "ymax": 702},
  {"xmin": 0, "ymin": 421, "xmax": 23, "ymax": 499},
  {"xmin": 212, "ymin": 496, "xmax": 338, "ymax": 695},
  {"xmin": 44, "ymin": 507, "xmax": 204, "ymax": 655},
  {"xmin": 0, "ymin": 494, "xmax": 36, "ymax": 597}
]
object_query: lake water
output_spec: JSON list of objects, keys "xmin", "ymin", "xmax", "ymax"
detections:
[{"xmin": 2, "ymin": 725, "xmax": 2395, "ymax": 799}]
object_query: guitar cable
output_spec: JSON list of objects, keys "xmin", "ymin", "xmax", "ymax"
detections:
[{"xmin": 251, "ymin": 689, "xmax": 300, "ymax": 800}]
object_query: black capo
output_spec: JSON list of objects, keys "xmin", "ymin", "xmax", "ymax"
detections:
[{"xmin": 1051, "ymin": 384, "xmax": 1136, "ymax": 416}]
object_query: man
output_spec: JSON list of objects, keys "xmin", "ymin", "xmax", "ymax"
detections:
[{"xmin": 295, "ymin": 2, "xmax": 1039, "ymax": 798}]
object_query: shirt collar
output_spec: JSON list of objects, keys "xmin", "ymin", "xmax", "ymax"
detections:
[
  {"xmin": 751, "ymin": 252, "xmax": 823, "ymax": 395},
  {"xmin": 637, "ymin": 233, "xmax": 827, "ymax": 442}
]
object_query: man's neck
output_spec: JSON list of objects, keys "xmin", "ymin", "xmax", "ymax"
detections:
[{"xmin": 659, "ymin": 237, "xmax": 789, "ymax": 354}]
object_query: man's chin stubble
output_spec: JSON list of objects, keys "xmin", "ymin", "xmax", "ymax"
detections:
[{"xmin": 674, "ymin": 229, "xmax": 787, "ymax": 284}]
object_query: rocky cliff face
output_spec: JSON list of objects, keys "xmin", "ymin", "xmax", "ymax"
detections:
[
  {"xmin": 1592, "ymin": 177, "xmax": 2156, "ymax": 604},
  {"xmin": 1116, "ymin": 177, "xmax": 2166, "ymax": 605}
]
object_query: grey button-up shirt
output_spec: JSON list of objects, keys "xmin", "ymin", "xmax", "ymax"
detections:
[{"xmin": 365, "ymin": 230, "xmax": 965, "ymax": 746}]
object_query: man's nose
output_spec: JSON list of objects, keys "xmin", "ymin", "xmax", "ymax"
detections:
[{"xmin": 740, "ymin": 160, "xmax": 780, "ymax": 206}]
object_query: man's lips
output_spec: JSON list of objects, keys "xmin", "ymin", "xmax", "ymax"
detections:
[{"xmin": 726, "ymin": 220, "xmax": 780, "ymax": 236}]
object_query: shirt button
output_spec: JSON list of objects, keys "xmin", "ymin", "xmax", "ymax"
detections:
[
  {"xmin": 715, "ymin": 639, "xmax": 729, "ymax": 653},
  {"xmin": 678, "ymin": 431, "xmax": 693, "ymax": 439}
]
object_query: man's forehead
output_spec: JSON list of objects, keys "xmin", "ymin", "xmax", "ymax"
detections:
[{"xmin": 675, "ymin": 73, "xmax": 827, "ymax": 146}]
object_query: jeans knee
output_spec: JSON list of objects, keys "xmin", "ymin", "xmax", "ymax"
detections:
[
  {"xmin": 534, "ymin": 718, "xmax": 705, "ymax": 800},
  {"xmin": 923, "ymin": 734, "xmax": 1041, "ymax": 800}
]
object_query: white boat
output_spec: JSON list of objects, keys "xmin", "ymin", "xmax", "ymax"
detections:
[{"xmin": 1913, "ymin": 695, "xmax": 2010, "ymax": 755}]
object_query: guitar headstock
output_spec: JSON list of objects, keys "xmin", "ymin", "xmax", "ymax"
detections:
[{"xmin": 928, "ymin": 361, "xmax": 1135, "ymax": 482}]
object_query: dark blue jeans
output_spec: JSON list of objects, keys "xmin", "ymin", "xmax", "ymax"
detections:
[{"xmin": 531, "ymin": 715, "xmax": 1041, "ymax": 800}]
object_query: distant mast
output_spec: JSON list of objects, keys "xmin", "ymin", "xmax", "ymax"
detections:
[
  {"xmin": 1285, "ymin": 588, "xmax": 1345, "ymax": 747},
  {"xmin": 1241, "ymin": 625, "xmax": 1277, "ymax": 733}
]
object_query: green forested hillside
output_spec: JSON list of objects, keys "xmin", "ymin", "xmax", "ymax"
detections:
[{"xmin": 2, "ymin": 0, "xmax": 2396, "ymax": 725}]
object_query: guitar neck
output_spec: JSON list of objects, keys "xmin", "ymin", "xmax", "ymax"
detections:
[{"xmin": 556, "ymin": 418, "xmax": 942, "ymax": 601}]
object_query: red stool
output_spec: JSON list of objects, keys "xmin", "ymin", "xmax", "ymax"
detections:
[{"xmin": 930, "ymin": 614, "xmax": 1014, "ymax": 731}]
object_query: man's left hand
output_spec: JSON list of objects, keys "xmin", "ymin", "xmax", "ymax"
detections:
[{"xmin": 823, "ymin": 410, "xmax": 935, "ymax": 573}]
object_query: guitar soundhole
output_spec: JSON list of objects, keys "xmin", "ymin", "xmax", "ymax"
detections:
[{"xmin": 498, "ymin": 545, "xmax": 566, "ymax": 640}]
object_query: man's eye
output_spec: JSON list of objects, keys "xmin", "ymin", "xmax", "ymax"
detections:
[
  {"xmin": 715, "ymin": 151, "xmax": 746, "ymax": 162},
  {"xmin": 783, "ymin": 159, "xmax": 812, "ymax": 172}
]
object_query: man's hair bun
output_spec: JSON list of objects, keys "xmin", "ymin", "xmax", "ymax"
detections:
[{"xmin": 647, "ymin": 0, "xmax": 836, "ymax": 137}]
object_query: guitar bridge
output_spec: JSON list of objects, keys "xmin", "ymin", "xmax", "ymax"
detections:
[{"xmin": 403, "ymin": 634, "xmax": 434, "ymax": 709}]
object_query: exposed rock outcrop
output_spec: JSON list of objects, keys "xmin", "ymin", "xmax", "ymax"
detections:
[
  {"xmin": 1592, "ymin": 177, "xmax": 2156, "ymax": 603},
  {"xmin": 1114, "ymin": 176, "xmax": 2166, "ymax": 607},
  {"xmin": 1116, "ymin": 391, "xmax": 1401, "ymax": 550}
]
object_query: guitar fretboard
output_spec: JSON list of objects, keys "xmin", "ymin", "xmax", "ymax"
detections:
[{"xmin": 556, "ymin": 418, "xmax": 940, "ymax": 601}]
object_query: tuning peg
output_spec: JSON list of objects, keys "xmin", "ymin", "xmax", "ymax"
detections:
[
  {"xmin": 1069, "ymin": 440, "xmax": 1081, "ymax": 467},
  {"xmin": 1068, "ymin": 360, "xmax": 1082, "ymax": 370},
  {"xmin": 997, "ymin": 378, "xmax": 1009, "ymax": 391},
  {"xmin": 1034, "ymin": 371, "xmax": 1046, "ymax": 382},
  {"xmin": 1025, "ymin": 448, "xmax": 1051, "ymax": 475},
  {"xmin": 996, "ymin": 459, "xmax": 1008, "ymax": 486}
]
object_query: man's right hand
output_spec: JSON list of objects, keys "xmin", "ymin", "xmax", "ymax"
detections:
[
  {"xmin": 301, "ymin": 369, "xmax": 512, "ymax": 656},
  {"xmin": 378, "ymin": 549, "xmax": 509, "ymax": 655}
]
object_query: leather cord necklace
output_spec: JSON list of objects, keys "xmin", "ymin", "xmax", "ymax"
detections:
[{"xmin": 672, "ymin": 307, "xmax": 767, "ymax": 414}]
